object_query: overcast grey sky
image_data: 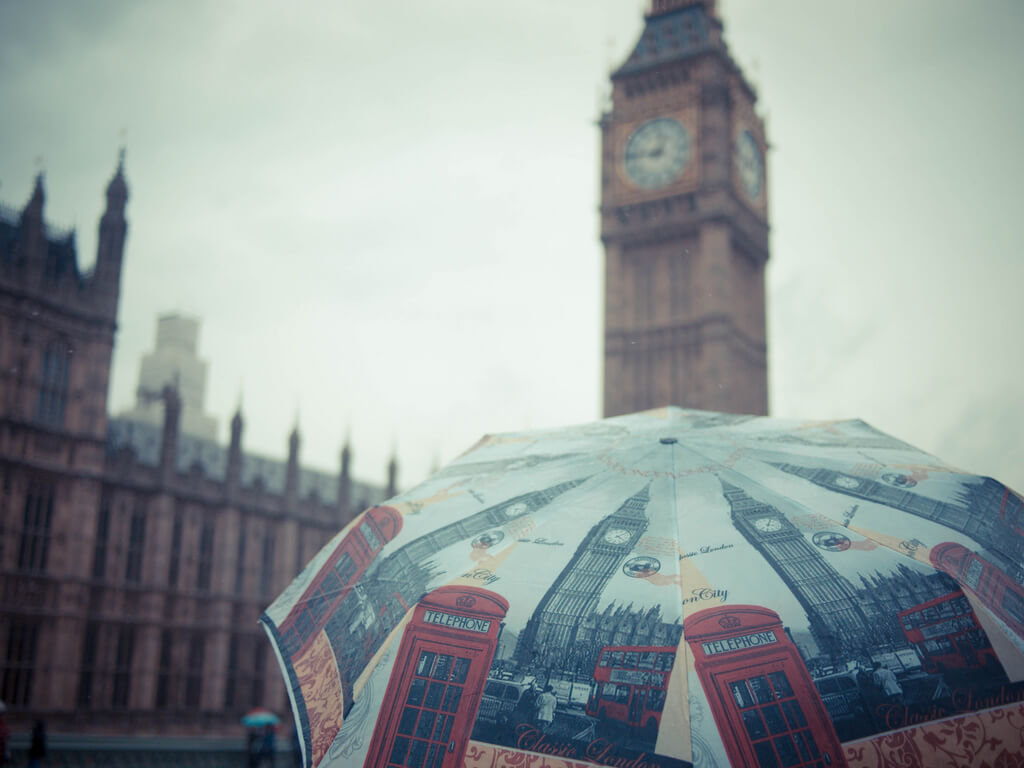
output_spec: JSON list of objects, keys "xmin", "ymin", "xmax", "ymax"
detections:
[{"xmin": 1, "ymin": 0, "xmax": 1021, "ymax": 493}]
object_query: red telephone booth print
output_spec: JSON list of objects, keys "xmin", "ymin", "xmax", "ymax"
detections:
[
  {"xmin": 930, "ymin": 542, "xmax": 1024, "ymax": 641},
  {"xmin": 364, "ymin": 586, "xmax": 509, "ymax": 768},
  {"xmin": 279, "ymin": 505, "xmax": 402, "ymax": 657},
  {"xmin": 684, "ymin": 605, "xmax": 847, "ymax": 768}
]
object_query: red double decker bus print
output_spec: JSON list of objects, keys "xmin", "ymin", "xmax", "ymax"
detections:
[
  {"xmin": 930, "ymin": 542, "xmax": 1024, "ymax": 643},
  {"xmin": 278, "ymin": 505, "xmax": 402, "ymax": 658},
  {"xmin": 897, "ymin": 591, "xmax": 998, "ymax": 673},
  {"xmin": 586, "ymin": 645, "xmax": 676, "ymax": 740}
]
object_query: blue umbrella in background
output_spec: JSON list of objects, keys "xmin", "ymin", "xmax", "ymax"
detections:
[{"xmin": 242, "ymin": 708, "xmax": 280, "ymax": 728}]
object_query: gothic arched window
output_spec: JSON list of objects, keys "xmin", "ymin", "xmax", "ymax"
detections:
[
  {"xmin": 196, "ymin": 520, "xmax": 215, "ymax": 592},
  {"xmin": 18, "ymin": 478, "xmax": 55, "ymax": 572},
  {"xmin": 125, "ymin": 504, "xmax": 147, "ymax": 583},
  {"xmin": 35, "ymin": 339, "xmax": 71, "ymax": 427}
]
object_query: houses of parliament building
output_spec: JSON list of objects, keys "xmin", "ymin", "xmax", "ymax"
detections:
[
  {"xmin": 0, "ymin": 158, "xmax": 393, "ymax": 738},
  {"xmin": 0, "ymin": 0, "xmax": 770, "ymax": 748}
]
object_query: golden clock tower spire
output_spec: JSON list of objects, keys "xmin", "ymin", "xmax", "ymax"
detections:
[{"xmin": 601, "ymin": 1, "xmax": 769, "ymax": 417}]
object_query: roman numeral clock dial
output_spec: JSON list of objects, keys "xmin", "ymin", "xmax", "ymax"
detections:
[
  {"xmin": 752, "ymin": 517, "xmax": 782, "ymax": 533},
  {"xmin": 623, "ymin": 117, "xmax": 691, "ymax": 190},
  {"xmin": 603, "ymin": 527, "xmax": 633, "ymax": 545},
  {"xmin": 734, "ymin": 129, "xmax": 764, "ymax": 201}
]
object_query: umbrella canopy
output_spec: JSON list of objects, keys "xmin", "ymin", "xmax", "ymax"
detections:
[
  {"xmin": 242, "ymin": 708, "xmax": 280, "ymax": 728},
  {"xmin": 261, "ymin": 408, "xmax": 1024, "ymax": 768}
]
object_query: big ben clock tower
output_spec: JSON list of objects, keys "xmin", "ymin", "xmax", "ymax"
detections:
[
  {"xmin": 721, "ymin": 479, "xmax": 873, "ymax": 659},
  {"xmin": 514, "ymin": 484, "xmax": 652, "ymax": 666},
  {"xmin": 602, "ymin": 0, "xmax": 769, "ymax": 417}
]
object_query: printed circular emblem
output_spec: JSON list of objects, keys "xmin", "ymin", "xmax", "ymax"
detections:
[
  {"xmin": 472, "ymin": 530, "xmax": 504, "ymax": 549},
  {"xmin": 622, "ymin": 556, "xmax": 661, "ymax": 578},
  {"xmin": 812, "ymin": 531, "xmax": 852, "ymax": 552},
  {"xmin": 882, "ymin": 473, "xmax": 917, "ymax": 488}
]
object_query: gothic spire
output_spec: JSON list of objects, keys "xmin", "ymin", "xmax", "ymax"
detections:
[
  {"xmin": 386, "ymin": 448, "xmax": 398, "ymax": 499},
  {"xmin": 610, "ymin": 481, "xmax": 652, "ymax": 521},
  {"xmin": 105, "ymin": 147, "xmax": 128, "ymax": 209}
]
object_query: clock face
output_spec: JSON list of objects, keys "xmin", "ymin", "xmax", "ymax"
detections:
[
  {"xmin": 882, "ymin": 473, "xmax": 917, "ymax": 488},
  {"xmin": 834, "ymin": 475, "xmax": 861, "ymax": 489},
  {"xmin": 624, "ymin": 117, "xmax": 691, "ymax": 190},
  {"xmin": 734, "ymin": 129, "xmax": 763, "ymax": 200},
  {"xmin": 753, "ymin": 517, "xmax": 782, "ymax": 533},
  {"xmin": 504, "ymin": 502, "xmax": 528, "ymax": 518},
  {"xmin": 603, "ymin": 528, "xmax": 632, "ymax": 545},
  {"xmin": 472, "ymin": 530, "xmax": 504, "ymax": 549}
]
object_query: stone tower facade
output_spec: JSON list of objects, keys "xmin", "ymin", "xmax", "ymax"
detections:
[
  {"xmin": 0, "ymin": 157, "xmax": 127, "ymax": 715},
  {"xmin": 118, "ymin": 313, "xmax": 219, "ymax": 440},
  {"xmin": 601, "ymin": 0, "xmax": 769, "ymax": 417}
]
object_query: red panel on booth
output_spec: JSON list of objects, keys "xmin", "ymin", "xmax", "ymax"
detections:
[
  {"xmin": 364, "ymin": 586, "xmax": 509, "ymax": 768},
  {"xmin": 279, "ymin": 505, "xmax": 403, "ymax": 658},
  {"xmin": 684, "ymin": 605, "xmax": 846, "ymax": 768},
  {"xmin": 930, "ymin": 541, "xmax": 1024, "ymax": 642}
]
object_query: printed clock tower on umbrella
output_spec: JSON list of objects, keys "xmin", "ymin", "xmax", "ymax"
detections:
[
  {"xmin": 721, "ymin": 479, "xmax": 874, "ymax": 658},
  {"xmin": 515, "ymin": 484, "xmax": 653, "ymax": 665}
]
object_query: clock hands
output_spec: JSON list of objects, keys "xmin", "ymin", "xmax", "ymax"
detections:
[
  {"xmin": 627, "ymin": 140, "xmax": 665, "ymax": 161},
  {"xmin": 624, "ymin": 117, "xmax": 690, "ymax": 189}
]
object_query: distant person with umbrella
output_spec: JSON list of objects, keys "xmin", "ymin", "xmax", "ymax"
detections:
[
  {"xmin": 0, "ymin": 701, "xmax": 8, "ymax": 766},
  {"xmin": 241, "ymin": 709, "xmax": 279, "ymax": 768},
  {"xmin": 259, "ymin": 723, "xmax": 276, "ymax": 768},
  {"xmin": 247, "ymin": 728, "xmax": 261, "ymax": 768},
  {"xmin": 27, "ymin": 720, "xmax": 45, "ymax": 768}
]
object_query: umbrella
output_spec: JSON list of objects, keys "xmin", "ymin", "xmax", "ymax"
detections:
[
  {"xmin": 242, "ymin": 708, "xmax": 280, "ymax": 728},
  {"xmin": 260, "ymin": 407, "xmax": 1024, "ymax": 768}
]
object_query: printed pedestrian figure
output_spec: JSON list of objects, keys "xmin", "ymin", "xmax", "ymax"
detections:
[
  {"xmin": 871, "ymin": 662, "xmax": 903, "ymax": 703},
  {"xmin": 855, "ymin": 663, "xmax": 884, "ymax": 730},
  {"xmin": 515, "ymin": 683, "xmax": 539, "ymax": 729},
  {"xmin": 534, "ymin": 685, "xmax": 557, "ymax": 733},
  {"xmin": 27, "ymin": 720, "xmax": 45, "ymax": 768}
]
